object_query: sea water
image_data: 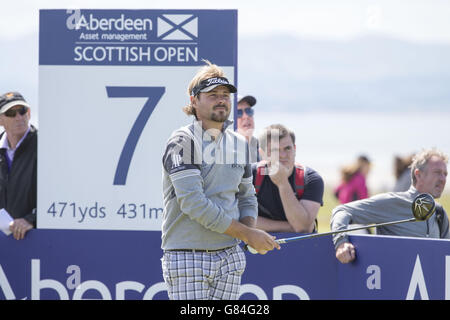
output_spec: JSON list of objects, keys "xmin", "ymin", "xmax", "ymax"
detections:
[{"xmin": 254, "ymin": 111, "xmax": 450, "ymax": 193}]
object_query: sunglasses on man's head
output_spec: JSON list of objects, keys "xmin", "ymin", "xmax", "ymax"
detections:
[
  {"xmin": 237, "ymin": 107, "xmax": 254, "ymax": 118},
  {"xmin": 4, "ymin": 106, "xmax": 28, "ymax": 118}
]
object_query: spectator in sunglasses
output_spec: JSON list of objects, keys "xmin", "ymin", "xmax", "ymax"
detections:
[
  {"xmin": 0, "ymin": 91, "xmax": 37, "ymax": 240},
  {"xmin": 237, "ymin": 95, "xmax": 260, "ymax": 162}
]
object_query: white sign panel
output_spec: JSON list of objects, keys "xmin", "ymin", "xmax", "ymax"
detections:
[{"xmin": 38, "ymin": 9, "xmax": 237, "ymax": 230}]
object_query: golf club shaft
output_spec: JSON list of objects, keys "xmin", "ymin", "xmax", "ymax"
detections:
[
  {"xmin": 276, "ymin": 217, "xmax": 416, "ymax": 244},
  {"xmin": 245, "ymin": 193, "xmax": 434, "ymax": 253},
  {"xmin": 244, "ymin": 217, "xmax": 417, "ymax": 253}
]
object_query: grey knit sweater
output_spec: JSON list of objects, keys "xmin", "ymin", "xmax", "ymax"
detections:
[{"xmin": 161, "ymin": 120, "xmax": 257, "ymax": 250}]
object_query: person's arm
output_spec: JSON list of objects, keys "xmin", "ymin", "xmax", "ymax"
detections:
[
  {"xmin": 174, "ymin": 171, "xmax": 279, "ymax": 254},
  {"xmin": 270, "ymin": 164, "xmax": 321, "ymax": 233},
  {"xmin": 331, "ymin": 194, "xmax": 395, "ymax": 245},
  {"xmin": 163, "ymin": 134, "xmax": 232, "ymax": 233},
  {"xmin": 174, "ymin": 173, "xmax": 279, "ymax": 254},
  {"xmin": 237, "ymin": 164, "xmax": 258, "ymax": 221},
  {"xmin": 256, "ymin": 216, "xmax": 295, "ymax": 232},
  {"xmin": 330, "ymin": 193, "xmax": 396, "ymax": 263},
  {"xmin": 9, "ymin": 218, "xmax": 33, "ymax": 240},
  {"xmin": 224, "ymin": 219, "xmax": 280, "ymax": 254},
  {"xmin": 9, "ymin": 152, "xmax": 37, "ymax": 240},
  {"xmin": 235, "ymin": 164, "xmax": 281, "ymax": 252},
  {"xmin": 278, "ymin": 180, "xmax": 320, "ymax": 233},
  {"xmin": 240, "ymin": 216, "xmax": 256, "ymax": 228},
  {"xmin": 438, "ymin": 206, "xmax": 450, "ymax": 239},
  {"xmin": 335, "ymin": 242, "xmax": 356, "ymax": 264},
  {"xmin": 22, "ymin": 207, "xmax": 36, "ymax": 228},
  {"xmin": 164, "ymin": 135, "xmax": 279, "ymax": 254}
]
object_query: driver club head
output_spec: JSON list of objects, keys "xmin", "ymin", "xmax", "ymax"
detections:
[{"xmin": 412, "ymin": 193, "xmax": 436, "ymax": 221}]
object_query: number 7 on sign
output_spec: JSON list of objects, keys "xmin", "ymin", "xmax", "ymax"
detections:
[{"xmin": 106, "ymin": 86, "xmax": 165, "ymax": 185}]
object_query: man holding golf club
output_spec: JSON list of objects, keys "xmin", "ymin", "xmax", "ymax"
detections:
[
  {"xmin": 331, "ymin": 148, "xmax": 449, "ymax": 264},
  {"xmin": 161, "ymin": 60, "xmax": 279, "ymax": 300}
]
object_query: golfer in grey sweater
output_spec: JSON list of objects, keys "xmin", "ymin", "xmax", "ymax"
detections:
[
  {"xmin": 331, "ymin": 148, "xmax": 449, "ymax": 264},
  {"xmin": 161, "ymin": 61, "xmax": 279, "ymax": 300}
]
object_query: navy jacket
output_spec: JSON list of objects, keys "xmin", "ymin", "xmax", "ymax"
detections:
[{"xmin": 0, "ymin": 126, "xmax": 37, "ymax": 226}]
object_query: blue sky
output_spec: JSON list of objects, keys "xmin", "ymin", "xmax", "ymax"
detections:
[{"xmin": 2, "ymin": 0, "xmax": 450, "ymax": 43}]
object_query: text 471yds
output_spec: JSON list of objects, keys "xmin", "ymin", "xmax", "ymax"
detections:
[{"xmin": 46, "ymin": 201, "xmax": 163, "ymax": 223}]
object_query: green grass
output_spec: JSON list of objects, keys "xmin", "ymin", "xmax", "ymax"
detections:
[
  {"xmin": 317, "ymin": 188, "xmax": 340, "ymax": 232},
  {"xmin": 317, "ymin": 189, "xmax": 450, "ymax": 233}
]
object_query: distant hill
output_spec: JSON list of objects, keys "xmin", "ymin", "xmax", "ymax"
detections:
[
  {"xmin": 238, "ymin": 34, "xmax": 450, "ymax": 112},
  {"xmin": 1, "ymin": 33, "xmax": 450, "ymax": 114}
]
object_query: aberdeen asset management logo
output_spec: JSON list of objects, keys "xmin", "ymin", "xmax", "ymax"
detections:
[{"xmin": 157, "ymin": 14, "xmax": 198, "ymax": 41}]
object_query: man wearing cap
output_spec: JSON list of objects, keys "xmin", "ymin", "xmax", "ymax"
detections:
[
  {"xmin": 161, "ymin": 60, "xmax": 279, "ymax": 300},
  {"xmin": 236, "ymin": 95, "xmax": 260, "ymax": 162},
  {"xmin": 0, "ymin": 91, "xmax": 37, "ymax": 240}
]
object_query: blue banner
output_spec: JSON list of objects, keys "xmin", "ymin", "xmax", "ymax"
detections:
[
  {"xmin": 1, "ymin": 230, "xmax": 450, "ymax": 300},
  {"xmin": 337, "ymin": 235, "xmax": 450, "ymax": 300},
  {"xmin": 39, "ymin": 9, "xmax": 237, "ymax": 66}
]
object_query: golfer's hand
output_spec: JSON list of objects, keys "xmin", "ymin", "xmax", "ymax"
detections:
[
  {"xmin": 9, "ymin": 218, "xmax": 33, "ymax": 240},
  {"xmin": 247, "ymin": 229, "xmax": 281, "ymax": 255},
  {"xmin": 336, "ymin": 242, "xmax": 356, "ymax": 263}
]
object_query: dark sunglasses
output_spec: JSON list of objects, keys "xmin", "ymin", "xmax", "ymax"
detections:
[
  {"xmin": 237, "ymin": 107, "xmax": 254, "ymax": 118},
  {"xmin": 4, "ymin": 106, "xmax": 28, "ymax": 118}
]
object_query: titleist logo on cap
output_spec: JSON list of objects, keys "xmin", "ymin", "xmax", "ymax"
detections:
[
  {"xmin": 191, "ymin": 76, "xmax": 236, "ymax": 96},
  {"xmin": 205, "ymin": 77, "xmax": 229, "ymax": 86}
]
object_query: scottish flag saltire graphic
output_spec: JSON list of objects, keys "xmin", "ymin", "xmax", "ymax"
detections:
[{"xmin": 157, "ymin": 14, "xmax": 198, "ymax": 40}]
